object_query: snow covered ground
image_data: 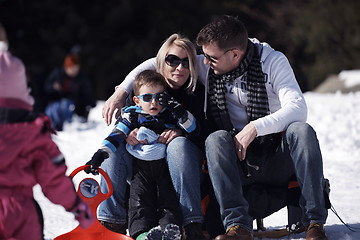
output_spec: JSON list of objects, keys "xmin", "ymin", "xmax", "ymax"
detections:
[{"xmin": 34, "ymin": 89, "xmax": 360, "ymax": 240}]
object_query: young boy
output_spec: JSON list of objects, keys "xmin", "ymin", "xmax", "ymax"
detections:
[
  {"xmin": 0, "ymin": 22, "xmax": 94, "ymax": 240},
  {"xmin": 86, "ymin": 70, "xmax": 199, "ymax": 240}
]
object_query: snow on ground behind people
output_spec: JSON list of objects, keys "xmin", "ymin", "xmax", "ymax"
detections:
[{"xmin": 33, "ymin": 90, "xmax": 360, "ymax": 240}]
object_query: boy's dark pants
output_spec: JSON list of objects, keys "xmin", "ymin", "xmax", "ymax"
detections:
[{"xmin": 128, "ymin": 158, "xmax": 182, "ymax": 238}]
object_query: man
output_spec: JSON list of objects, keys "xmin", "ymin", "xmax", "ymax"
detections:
[{"xmin": 196, "ymin": 15, "xmax": 328, "ymax": 240}]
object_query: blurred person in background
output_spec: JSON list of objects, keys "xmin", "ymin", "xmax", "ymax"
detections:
[{"xmin": 44, "ymin": 53, "xmax": 96, "ymax": 130}]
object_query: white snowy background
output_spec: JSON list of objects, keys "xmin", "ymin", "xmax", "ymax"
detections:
[{"xmin": 34, "ymin": 70, "xmax": 360, "ymax": 240}]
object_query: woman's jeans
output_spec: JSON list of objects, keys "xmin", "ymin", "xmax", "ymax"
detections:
[
  {"xmin": 205, "ymin": 122, "xmax": 328, "ymax": 232},
  {"xmin": 98, "ymin": 143, "xmax": 133, "ymax": 225},
  {"xmin": 166, "ymin": 136, "xmax": 204, "ymax": 226},
  {"xmin": 98, "ymin": 136, "xmax": 204, "ymax": 226}
]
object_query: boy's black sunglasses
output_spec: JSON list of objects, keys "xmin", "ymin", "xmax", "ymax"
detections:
[
  {"xmin": 165, "ymin": 54, "xmax": 190, "ymax": 69},
  {"xmin": 137, "ymin": 92, "xmax": 163, "ymax": 102}
]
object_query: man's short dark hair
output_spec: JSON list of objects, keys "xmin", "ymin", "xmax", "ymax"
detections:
[{"xmin": 196, "ymin": 15, "xmax": 248, "ymax": 52}]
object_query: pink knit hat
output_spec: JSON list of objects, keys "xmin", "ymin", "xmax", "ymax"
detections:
[{"xmin": 0, "ymin": 50, "xmax": 34, "ymax": 106}]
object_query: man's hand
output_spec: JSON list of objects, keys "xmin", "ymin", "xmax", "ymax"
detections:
[
  {"xmin": 158, "ymin": 128, "xmax": 182, "ymax": 145},
  {"xmin": 102, "ymin": 87, "xmax": 127, "ymax": 126},
  {"xmin": 234, "ymin": 122, "xmax": 258, "ymax": 161}
]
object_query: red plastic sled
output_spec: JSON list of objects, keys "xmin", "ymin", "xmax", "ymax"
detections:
[{"xmin": 54, "ymin": 165, "xmax": 133, "ymax": 240}]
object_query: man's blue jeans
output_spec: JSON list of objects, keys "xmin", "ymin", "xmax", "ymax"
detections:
[
  {"xmin": 98, "ymin": 136, "xmax": 205, "ymax": 226},
  {"xmin": 205, "ymin": 122, "xmax": 328, "ymax": 232}
]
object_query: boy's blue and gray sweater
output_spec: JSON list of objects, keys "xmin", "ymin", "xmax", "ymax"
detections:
[{"xmin": 100, "ymin": 105, "xmax": 199, "ymax": 159}]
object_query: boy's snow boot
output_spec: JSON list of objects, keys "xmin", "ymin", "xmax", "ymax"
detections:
[
  {"xmin": 163, "ymin": 224, "xmax": 181, "ymax": 240},
  {"xmin": 184, "ymin": 222, "xmax": 207, "ymax": 240},
  {"xmin": 145, "ymin": 225, "xmax": 162, "ymax": 240},
  {"xmin": 100, "ymin": 220, "xmax": 127, "ymax": 234},
  {"xmin": 136, "ymin": 232, "xmax": 148, "ymax": 240}
]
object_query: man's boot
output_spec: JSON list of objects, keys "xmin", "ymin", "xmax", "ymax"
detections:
[
  {"xmin": 215, "ymin": 225, "xmax": 253, "ymax": 240},
  {"xmin": 183, "ymin": 222, "xmax": 207, "ymax": 240},
  {"xmin": 100, "ymin": 220, "xmax": 127, "ymax": 234},
  {"xmin": 306, "ymin": 223, "xmax": 328, "ymax": 240}
]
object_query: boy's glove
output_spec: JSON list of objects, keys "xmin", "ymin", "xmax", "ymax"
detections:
[
  {"xmin": 69, "ymin": 197, "xmax": 95, "ymax": 229},
  {"xmin": 158, "ymin": 92, "xmax": 186, "ymax": 119},
  {"xmin": 85, "ymin": 149, "xmax": 109, "ymax": 175}
]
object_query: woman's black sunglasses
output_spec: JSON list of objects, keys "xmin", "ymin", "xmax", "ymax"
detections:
[{"xmin": 165, "ymin": 54, "xmax": 190, "ymax": 69}]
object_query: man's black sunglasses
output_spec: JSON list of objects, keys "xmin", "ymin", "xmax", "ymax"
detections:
[{"xmin": 165, "ymin": 54, "xmax": 190, "ymax": 69}]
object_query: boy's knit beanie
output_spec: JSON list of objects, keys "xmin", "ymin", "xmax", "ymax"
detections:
[{"xmin": 64, "ymin": 54, "xmax": 80, "ymax": 68}]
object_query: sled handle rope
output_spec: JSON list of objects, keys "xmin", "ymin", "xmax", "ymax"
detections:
[
  {"xmin": 324, "ymin": 179, "xmax": 360, "ymax": 233},
  {"xmin": 330, "ymin": 205, "xmax": 360, "ymax": 232}
]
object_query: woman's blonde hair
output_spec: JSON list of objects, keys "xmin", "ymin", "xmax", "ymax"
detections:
[{"xmin": 156, "ymin": 33, "xmax": 198, "ymax": 94}]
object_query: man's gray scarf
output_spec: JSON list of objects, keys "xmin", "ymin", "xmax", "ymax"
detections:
[
  {"xmin": 208, "ymin": 40, "xmax": 282, "ymax": 168},
  {"xmin": 208, "ymin": 40, "xmax": 269, "ymax": 131}
]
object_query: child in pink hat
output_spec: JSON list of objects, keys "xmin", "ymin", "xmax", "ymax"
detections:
[
  {"xmin": 0, "ymin": 24, "xmax": 34, "ymax": 108},
  {"xmin": 0, "ymin": 23, "xmax": 94, "ymax": 240}
]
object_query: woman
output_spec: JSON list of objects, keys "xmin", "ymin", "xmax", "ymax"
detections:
[{"xmin": 99, "ymin": 33, "xmax": 217, "ymax": 240}]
